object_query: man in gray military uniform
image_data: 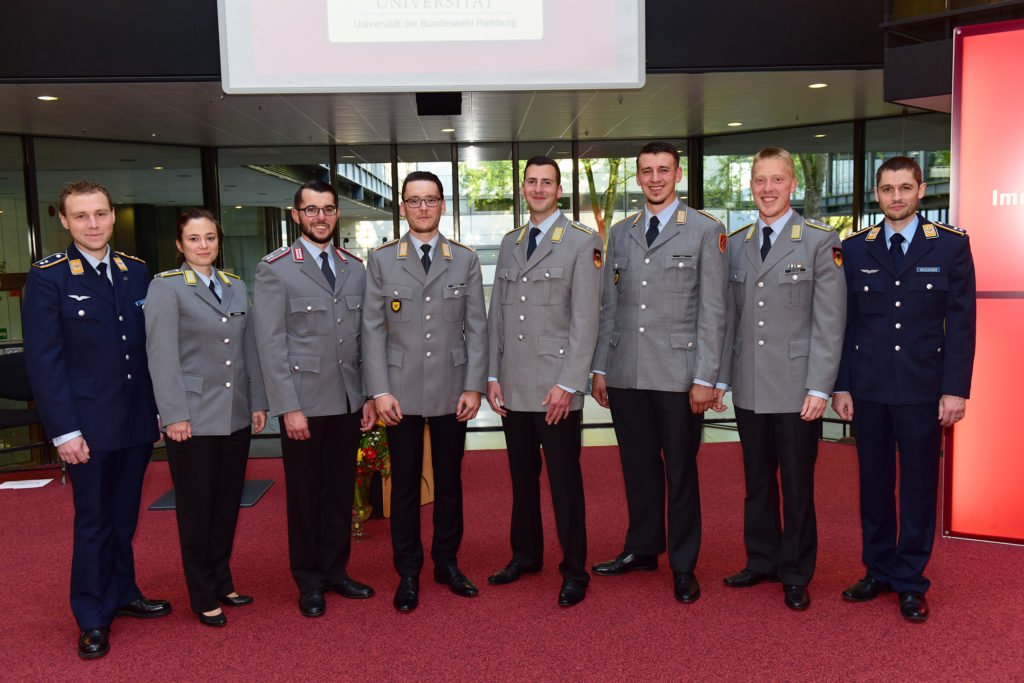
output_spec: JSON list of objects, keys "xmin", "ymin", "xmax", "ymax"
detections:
[
  {"xmin": 486, "ymin": 155, "xmax": 603, "ymax": 607},
  {"xmin": 254, "ymin": 179, "xmax": 377, "ymax": 618},
  {"xmin": 716, "ymin": 147, "xmax": 846, "ymax": 611},
  {"xmin": 591, "ymin": 141, "xmax": 728, "ymax": 605},
  {"xmin": 362, "ymin": 170, "xmax": 487, "ymax": 613}
]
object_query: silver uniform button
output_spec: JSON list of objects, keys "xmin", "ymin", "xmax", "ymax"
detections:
[
  {"xmin": 863, "ymin": 285, "xmax": 869, "ymax": 292},
  {"xmin": 425, "ymin": 351, "xmax": 432, "ymax": 357},
  {"xmin": 454, "ymin": 290, "xmax": 459, "ymax": 295},
  {"xmin": 687, "ymin": 342, "xmax": 694, "ymax": 348},
  {"xmin": 425, "ymin": 314, "xmax": 431, "ymax": 320},
  {"xmin": 126, "ymin": 374, "xmax": 132, "ymax": 379},
  {"xmin": 544, "ymin": 272, "xmax": 550, "ymax": 279},
  {"xmin": 895, "ymin": 280, "xmax": 901, "ymax": 286},
  {"xmin": 225, "ymin": 360, "xmax": 231, "ymax": 366},
  {"xmin": 334, "ymin": 298, "xmax": 338, "ymax": 303},
  {"xmin": 519, "ymin": 314, "xmax": 525, "ymax": 321},
  {"xmin": 306, "ymin": 305, "xmax": 312, "ymax": 312},
  {"xmin": 224, "ymin": 338, "xmax": 230, "ymax": 343},
  {"xmin": 757, "ymin": 321, "xmax": 764, "ymax": 327},
  {"xmin": 644, "ymin": 258, "xmax": 650, "ymax": 264},
  {"xmin": 425, "ymin": 333, "xmax": 432, "ymax": 339},
  {"xmin": 639, "ymin": 326, "xmax": 645, "ymax": 333},
  {"xmin": 758, "ymin": 282, "xmax": 764, "ymax": 288},
  {"xmin": 558, "ymin": 349, "xmax": 564, "ymax": 355},
  {"xmin": 520, "ymin": 295, "xmax": 526, "ymax": 302},
  {"xmin": 517, "ymin": 334, "xmax": 524, "ymax": 340},
  {"xmin": 926, "ymin": 283, "xmax": 933, "ymax": 290},
  {"xmin": 895, "ymin": 323, "xmax": 902, "ymax": 329},
  {"xmin": 425, "ymin": 296, "xmax": 431, "ymax": 302},
  {"xmin": 792, "ymin": 274, "xmax": 799, "ymax": 281},
  {"xmin": 678, "ymin": 262, "xmax": 684, "ymax": 269},
  {"xmin": 78, "ymin": 309, "xmax": 85, "ymax": 317},
  {"xmin": 122, "ymin": 335, "xmax": 127, "ymax": 341},
  {"xmin": 855, "ymin": 344, "xmax": 859, "ymax": 350},
  {"xmin": 222, "ymin": 317, "xmax": 228, "ymax": 323},
  {"xmin": 757, "ymin": 340, "xmax": 765, "ymax": 346},
  {"xmin": 641, "ymin": 280, "xmax": 648, "ymax": 287},
  {"xmin": 640, "ymin": 304, "xmax": 646, "ymax": 310},
  {"xmin": 338, "ymin": 339, "xmax": 343, "ymax": 344},
  {"xmin": 225, "ymin": 382, "xmax": 232, "ymax": 388},
  {"xmin": 894, "ymin": 301, "xmax": 901, "ymax": 307},
  {"xmin": 337, "ymin": 318, "xmax": 342, "ymax": 324},
  {"xmin": 293, "ymin": 365, "xmax": 300, "ymax": 371},
  {"xmin": 125, "ymin": 354, "xmax": 130, "ymax": 360},
  {"xmin": 758, "ymin": 301, "xmax": 765, "ymax": 307},
  {"xmin": 522, "ymin": 276, "xmax": 528, "ymax": 282},
  {"xmin": 393, "ymin": 290, "xmax": 399, "ymax": 296},
  {"xmin": 895, "ymin": 345, "xmax": 901, "ymax": 351},
  {"xmin": 118, "ymin": 315, "xmax": 124, "ymax": 321}
]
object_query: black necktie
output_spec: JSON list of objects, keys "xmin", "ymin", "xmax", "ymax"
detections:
[
  {"xmin": 760, "ymin": 226, "xmax": 773, "ymax": 261},
  {"xmin": 890, "ymin": 232, "xmax": 905, "ymax": 272},
  {"xmin": 96, "ymin": 261, "xmax": 112, "ymax": 287},
  {"xmin": 320, "ymin": 252, "xmax": 336, "ymax": 290},
  {"xmin": 646, "ymin": 216, "xmax": 660, "ymax": 247},
  {"xmin": 420, "ymin": 244, "xmax": 431, "ymax": 274},
  {"xmin": 527, "ymin": 227, "xmax": 541, "ymax": 259},
  {"xmin": 209, "ymin": 279, "xmax": 221, "ymax": 303}
]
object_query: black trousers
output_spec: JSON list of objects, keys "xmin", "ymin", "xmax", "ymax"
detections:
[
  {"xmin": 67, "ymin": 443, "xmax": 152, "ymax": 629},
  {"xmin": 165, "ymin": 427, "xmax": 251, "ymax": 613},
  {"xmin": 734, "ymin": 407, "xmax": 820, "ymax": 586},
  {"xmin": 280, "ymin": 412, "xmax": 361, "ymax": 593},
  {"xmin": 387, "ymin": 414, "xmax": 467, "ymax": 577},
  {"xmin": 502, "ymin": 410, "xmax": 588, "ymax": 582},
  {"xmin": 852, "ymin": 399, "xmax": 942, "ymax": 594},
  {"xmin": 607, "ymin": 388, "xmax": 702, "ymax": 573}
]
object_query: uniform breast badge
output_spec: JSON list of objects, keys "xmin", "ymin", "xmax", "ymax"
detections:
[{"xmin": 391, "ymin": 300, "xmax": 401, "ymax": 313}]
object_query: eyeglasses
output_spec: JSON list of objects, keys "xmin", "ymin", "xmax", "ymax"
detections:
[
  {"xmin": 298, "ymin": 206, "xmax": 339, "ymax": 217},
  {"xmin": 402, "ymin": 196, "xmax": 441, "ymax": 208}
]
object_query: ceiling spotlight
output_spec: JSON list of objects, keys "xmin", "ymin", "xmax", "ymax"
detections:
[
  {"xmin": 153, "ymin": 166, "xmax": 164, "ymax": 170},
  {"xmin": 37, "ymin": 95, "xmax": 59, "ymax": 102},
  {"xmin": 727, "ymin": 122, "xmax": 743, "ymax": 127},
  {"xmin": 441, "ymin": 127, "xmax": 455, "ymax": 133},
  {"xmin": 808, "ymin": 83, "xmax": 828, "ymax": 89},
  {"xmin": 813, "ymin": 134, "xmax": 827, "ymax": 138},
  {"xmin": 234, "ymin": 205, "xmax": 243, "ymax": 209}
]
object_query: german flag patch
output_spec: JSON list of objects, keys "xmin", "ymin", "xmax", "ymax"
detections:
[
  {"xmin": 593, "ymin": 249, "xmax": 602, "ymax": 269},
  {"xmin": 832, "ymin": 247, "xmax": 843, "ymax": 268}
]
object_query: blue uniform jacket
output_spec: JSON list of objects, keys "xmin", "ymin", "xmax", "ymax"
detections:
[
  {"xmin": 834, "ymin": 215, "xmax": 976, "ymax": 404},
  {"xmin": 23, "ymin": 243, "xmax": 160, "ymax": 451}
]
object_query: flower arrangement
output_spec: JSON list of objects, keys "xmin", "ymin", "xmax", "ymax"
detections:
[{"xmin": 353, "ymin": 421, "xmax": 390, "ymax": 537}]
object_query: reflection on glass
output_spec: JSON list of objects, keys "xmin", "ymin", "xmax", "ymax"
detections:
[{"xmin": 336, "ymin": 144, "xmax": 394, "ymax": 259}]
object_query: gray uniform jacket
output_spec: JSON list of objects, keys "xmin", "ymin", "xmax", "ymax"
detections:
[
  {"xmin": 253, "ymin": 240, "xmax": 366, "ymax": 418},
  {"xmin": 719, "ymin": 211, "xmax": 846, "ymax": 414},
  {"xmin": 592, "ymin": 202, "xmax": 729, "ymax": 392},
  {"xmin": 361, "ymin": 232, "xmax": 488, "ymax": 416},
  {"xmin": 488, "ymin": 212, "xmax": 604, "ymax": 412},
  {"xmin": 145, "ymin": 265, "xmax": 268, "ymax": 435}
]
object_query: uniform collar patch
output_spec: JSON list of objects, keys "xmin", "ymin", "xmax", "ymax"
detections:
[
  {"xmin": 922, "ymin": 224, "xmax": 938, "ymax": 239},
  {"xmin": 866, "ymin": 226, "xmax": 881, "ymax": 241},
  {"xmin": 69, "ymin": 259, "xmax": 84, "ymax": 275},
  {"xmin": 293, "ymin": 247, "xmax": 305, "ymax": 262},
  {"xmin": 183, "ymin": 269, "xmax": 198, "ymax": 285}
]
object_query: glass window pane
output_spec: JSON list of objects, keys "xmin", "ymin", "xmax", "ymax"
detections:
[
  {"xmin": 457, "ymin": 143, "xmax": 512, "ymax": 294},
  {"xmin": 0, "ymin": 135, "xmax": 28, "ymax": 342},
  {"xmin": 579, "ymin": 140, "xmax": 688, "ymax": 244},
  {"xmin": 34, "ymin": 138, "xmax": 203, "ymax": 270},
  {"xmin": 864, "ymin": 113, "xmax": 951, "ymax": 229},
  {"xmin": 335, "ymin": 144, "xmax": 395, "ymax": 259},
  {"xmin": 704, "ymin": 123, "xmax": 854, "ymax": 235}
]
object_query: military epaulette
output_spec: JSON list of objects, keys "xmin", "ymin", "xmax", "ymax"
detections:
[
  {"xmin": 262, "ymin": 246, "xmax": 291, "ymax": 263},
  {"xmin": 696, "ymin": 209, "xmax": 721, "ymax": 223},
  {"xmin": 729, "ymin": 223, "xmax": 752, "ymax": 238},
  {"xmin": 569, "ymin": 221, "xmax": 595, "ymax": 234},
  {"xmin": 221, "ymin": 271, "xmax": 241, "ymax": 280},
  {"xmin": 626, "ymin": 212, "xmax": 642, "ymax": 226},
  {"xmin": 448, "ymin": 238, "xmax": 475, "ymax": 251},
  {"xmin": 805, "ymin": 219, "xmax": 833, "ymax": 232},
  {"xmin": 843, "ymin": 226, "xmax": 874, "ymax": 241},
  {"xmin": 114, "ymin": 250, "xmax": 145, "ymax": 263},
  {"xmin": 933, "ymin": 221, "xmax": 967, "ymax": 236},
  {"xmin": 375, "ymin": 239, "xmax": 399, "ymax": 251},
  {"xmin": 337, "ymin": 247, "xmax": 362, "ymax": 262},
  {"xmin": 33, "ymin": 253, "xmax": 67, "ymax": 268},
  {"xmin": 508, "ymin": 224, "xmax": 527, "ymax": 236},
  {"xmin": 511, "ymin": 225, "xmax": 528, "ymax": 242},
  {"xmin": 156, "ymin": 269, "xmax": 184, "ymax": 278}
]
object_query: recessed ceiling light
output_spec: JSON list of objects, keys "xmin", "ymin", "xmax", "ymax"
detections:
[
  {"xmin": 441, "ymin": 127, "xmax": 455, "ymax": 133},
  {"xmin": 37, "ymin": 95, "xmax": 59, "ymax": 102},
  {"xmin": 808, "ymin": 83, "xmax": 828, "ymax": 89},
  {"xmin": 153, "ymin": 166, "xmax": 164, "ymax": 170},
  {"xmin": 813, "ymin": 134, "xmax": 827, "ymax": 138},
  {"xmin": 235, "ymin": 205, "xmax": 243, "ymax": 209},
  {"xmin": 727, "ymin": 122, "xmax": 743, "ymax": 127}
]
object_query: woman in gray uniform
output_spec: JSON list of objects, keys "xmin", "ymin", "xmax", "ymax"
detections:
[{"xmin": 145, "ymin": 209, "xmax": 268, "ymax": 627}]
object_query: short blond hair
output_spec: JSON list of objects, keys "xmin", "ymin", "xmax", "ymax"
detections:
[{"xmin": 752, "ymin": 147, "xmax": 795, "ymax": 175}]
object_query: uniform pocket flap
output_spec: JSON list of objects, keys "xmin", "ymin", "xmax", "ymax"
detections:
[
  {"xmin": 853, "ymin": 335, "xmax": 873, "ymax": 355},
  {"xmin": 443, "ymin": 284, "xmax": 469, "ymax": 299},
  {"xmin": 666, "ymin": 254, "xmax": 696, "ymax": 269},
  {"xmin": 451, "ymin": 346, "xmax": 468, "ymax": 366},
  {"xmin": 778, "ymin": 269, "xmax": 814, "ymax": 284},
  {"xmin": 609, "ymin": 331, "xmax": 622, "ymax": 348},
  {"xmin": 289, "ymin": 297, "xmax": 327, "ymax": 313},
  {"xmin": 533, "ymin": 267, "xmax": 564, "ymax": 281},
  {"xmin": 387, "ymin": 347, "xmax": 404, "ymax": 367},
  {"xmin": 918, "ymin": 339, "xmax": 944, "ymax": 357},
  {"xmin": 346, "ymin": 295, "xmax": 362, "ymax": 311},
  {"xmin": 729, "ymin": 269, "xmax": 747, "ymax": 283},
  {"xmin": 288, "ymin": 354, "xmax": 321, "ymax": 373},
  {"xmin": 852, "ymin": 278, "xmax": 885, "ymax": 294},
  {"xmin": 788, "ymin": 338, "xmax": 811, "ymax": 358},
  {"xmin": 382, "ymin": 284, "xmax": 413, "ymax": 299},
  {"xmin": 670, "ymin": 333, "xmax": 695, "ymax": 350},
  {"xmin": 909, "ymin": 276, "xmax": 949, "ymax": 292},
  {"xmin": 538, "ymin": 336, "xmax": 569, "ymax": 357},
  {"xmin": 183, "ymin": 374, "xmax": 204, "ymax": 394}
]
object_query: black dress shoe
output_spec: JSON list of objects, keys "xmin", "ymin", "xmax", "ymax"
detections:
[
  {"xmin": 558, "ymin": 579, "xmax": 587, "ymax": 607},
  {"xmin": 723, "ymin": 568, "xmax": 778, "ymax": 588},
  {"xmin": 198, "ymin": 610, "xmax": 227, "ymax": 627},
  {"xmin": 899, "ymin": 591, "xmax": 929, "ymax": 622},
  {"xmin": 393, "ymin": 576, "xmax": 419, "ymax": 612},
  {"xmin": 592, "ymin": 552, "xmax": 658, "ymax": 576},
  {"xmin": 842, "ymin": 576, "xmax": 891, "ymax": 602},
  {"xmin": 115, "ymin": 598, "xmax": 172, "ymax": 619},
  {"xmin": 325, "ymin": 577, "xmax": 374, "ymax": 599},
  {"xmin": 218, "ymin": 593, "xmax": 254, "ymax": 607},
  {"xmin": 77, "ymin": 627, "xmax": 110, "ymax": 660},
  {"xmin": 488, "ymin": 561, "xmax": 542, "ymax": 585},
  {"xmin": 673, "ymin": 572, "xmax": 701, "ymax": 603},
  {"xmin": 783, "ymin": 584, "xmax": 811, "ymax": 610},
  {"xmin": 298, "ymin": 589, "xmax": 326, "ymax": 618},
  {"xmin": 433, "ymin": 564, "xmax": 479, "ymax": 597}
]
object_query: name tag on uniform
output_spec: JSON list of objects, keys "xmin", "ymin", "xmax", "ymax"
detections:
[
  {"xmin": 230, "ymin": 311, "xmax": 246, "ymax": 317},
  {"xmin": 916, "ymin": 266, "xmax": 941, "ymax": 273}
]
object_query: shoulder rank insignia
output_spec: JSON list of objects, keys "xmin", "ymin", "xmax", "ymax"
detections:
[
  {"xmin": 338, "ymin": 247, "xmax": 362, "ymax": 262},
  {"xmin": 183, "ymin": 270, "xmax": 198, "ymax": 285},
  {"xmin": 934, "ymin": 221, "xmax": 967, "ymax": 236},
  {"xmin": 551, "ymin": 226, "xmax": 565, "ymax": 243},
  {"xmin": 157, "ymin": 269, "xmax": 184, "ymax": 278},
  {"xmin": 112, "ymin": 255, "xmax": 128, "ymax": 272},
  {"xmin": 719, "ymin": 234, "xmax": 728, "ymax": 254},
  {"xmin": 832, "ymin": 247, "xmax": 843, "ymax": 268},
  {"xmin": 441, "ymin": 242, "xmax": 452, "ymax": 259},
  {"xmin": 376, "ymin": 238, "xmax": 398, "ymax": 252},
  {"xmin": 593, "ymin": 248, "xmax": 603, "ymax": 269},
  {"xmin": 730, "ymin": 223, "xmax": 752, "ymax": 238},
  {"xmin": 922, "ymin": 223, "xmax": 938, "ymax": 239},
  {"xmin": 696, "ymin": 208, "xmax": 720, "ymax": 223},
  {"xmin": 69, "ymin": 259, "xmax": 84, "ymax": 275},
  {"xmin": 570, "ymin": 221, "xmax": 595, "ymax": 234},
  {"xmin": 805, "ymin": 219, "xmax": 833, "ymax": 232},
  {"xmin": 397, "ymin": 241, "xmax": 409, "ymax": 258},
  {"xmin": 865, "ymin": 226, "xmax": 881, "ymax": 241},
  {"xmin": 844, "ymin": 226, "xmax": 873, "ymax": 241},
  {"xmin": 448, "ymin": 238, "xmax": 475, "ymax": 251},
  {"xmin": 33, "ymin": 253, "xmax": 67, "ymax": 269},
  {"xmin": 262, "ymin": 246, "xmax": 291, "ymax": 263},
  {"xmin": 114, "ymin": 251, "xmax": 145, "ymax": 264},
  {"xmin": 223, "ymin": 271, "xmax": 241, "ymax": 280},
  {"xmin": 790, "ymin": 223, "xmax": 802, "ymax": 241},
  {"xmin": 510, "ymin": 225, "xmax": 528, "ymax": 241}
]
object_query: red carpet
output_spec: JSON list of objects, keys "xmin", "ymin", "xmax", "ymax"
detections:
[{"xmin": 1, "ymin": 443, "xmax": 1021, "ymax": 680}]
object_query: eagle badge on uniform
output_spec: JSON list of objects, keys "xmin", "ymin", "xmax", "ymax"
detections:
[
  {"xmin": 69, "ymin": 259, "xmax": 84, "ymax": 275},
  {"xmin": 593, "ymin": 249, "xmax": 602, "ymax": 269},
  {"xmin": 391, "ymin": 300, "xmax": 401, "ymax": 313},
  {"xmin": 832, "ymin": 247, "xmax": 843, "ymax": 268},
  {"xmin": 719, "ymin": 234, "xmax": 728, "ymax": 254}
]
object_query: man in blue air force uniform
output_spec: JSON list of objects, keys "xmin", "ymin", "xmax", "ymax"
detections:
[
  {"xmin": 23, "ymin": 181, "xmax": 169, "ymax": 660},
  {"xmin": 832, "ymin": 156, "xmax": 976, "ymax": 623}
]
